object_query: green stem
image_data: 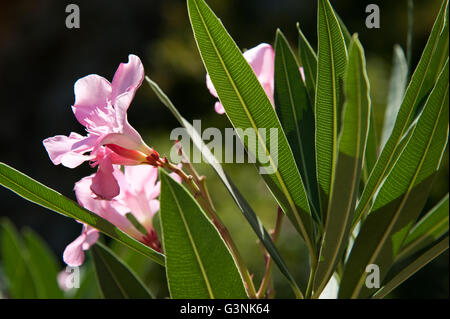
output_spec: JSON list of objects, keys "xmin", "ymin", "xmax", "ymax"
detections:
[{"xmin": 305, "ymin": 255, "xmax": 318, "ymax": 299}]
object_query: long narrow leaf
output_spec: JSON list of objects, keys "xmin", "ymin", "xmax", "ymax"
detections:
[
  {"xmin": 314, "ymin": 36, "xmax": 371, "ymax": 296},
  {"xmin": 187, "ymin": 0, "xmax": 315, "ymax": 254},
  {"xmin": 159, "ymin": 169, "xmax": 247, "ymax": 299},
  {"xmin": 0, "ymin": 162, "xmax": 165, "ymax": 266},
  {"xmin": 315, "ymin": 0, "xmax": 348, "ymax": 214},
  {"xmin": 354, "ymin": 0, "xmax": 449, "ymax": 226},
  {"xmin": 339, "ymin": 60, "xmax": 449, "ymax": 298},
  {"xmin": 274, "ymin": 29, "xmax": 320, "ymax": 220},
  {"xmin": 362, "ymin": 108, "xmax": 379, "ymax": 182}
]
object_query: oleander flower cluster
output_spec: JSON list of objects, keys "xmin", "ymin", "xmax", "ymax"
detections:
[{"xmin": 42, "ymin": 55, "xmax": 181, "ymax": 266}]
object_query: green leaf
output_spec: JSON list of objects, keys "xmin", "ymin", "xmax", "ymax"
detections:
[
  {"xmin": 159, "ymin": 169, "xmax": 247, "ymax": 299},
  {"xmin": 362, "ymin": 108, "xmax": 379, "ymax": 182},
  {"xmin": 313, "ymin": 36, "xmax": 371, "ymax": 296},
  {"xmin": 296, "ymin": 23, "xmax": 317, "ymax": 104},
  {"xmin": 354, "ymin": 0, "xmax": 449, "ymax": 226},
  {"xmin": 91, "ymin": 242, "xmax": 152, "ymax": 299},
  {"xmin": 274, "ymin": 29, "xmax": 320, "ymax": 220},
  {"xmin": 397, "ymin": 193, "xmax": 449, "ymax": 261},
  {"xmin": 0, "ymin": 219, "xmax": 39, "ymax": 298},
  {"xmin": 146, "ymin": 77, "xmax": 302, "ymax": 297},
  {"xmin": 380, "ymin": 45, "xmax": 409, "ymax": 150},
  {"xmin": 373, "ymin": 235, "xmax": 449, "ymax": 299},
  {"xmin": 187, "ymin": 0, "xmax": 315, "ymax": 255},
  {"xmin": 22, "ymin": 228, "xmax": 64, "ymax": 298},
  {"xmin": 0, "ymin": 162, "xmax": 165, "ymax": 266},
  {"xmin": 339, "ymin": 60, "xmax": 449, "ymax": 298},
  {"xmin": 315, "ymin": 0, "xmax": 348, "ymax": 214}
]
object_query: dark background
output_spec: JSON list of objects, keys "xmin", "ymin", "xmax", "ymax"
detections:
[{"xmin": 0, "ymin": 0, "xmax": 448, "ymax": 298}]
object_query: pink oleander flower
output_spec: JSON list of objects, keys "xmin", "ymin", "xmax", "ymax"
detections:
[
  {"xmin": 206, "ymin": 43, "xmax": 275, "ymax": 114},
  {"xmin": 63, "ymin": 164, "xmax": 178, "ymax": 267},
  {"xmin": 43, "ymin": 54, "xmax": 160, "ymax": 200}
]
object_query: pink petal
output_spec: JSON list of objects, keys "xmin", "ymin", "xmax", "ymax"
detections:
[
  {"xmin": 113, "ymin": 92, "xmax": 148, "ymax": 150},
  {"xmin": 72, "ymin": 75, "xmax": 112, "ymax": 127},
  {"xmin": 243, "ymin": 43, "xmax": 275, "ymax": 105},
  {"xmin": 43, "ymin": 133, "xmax": 95, "ymax": 168},
  {"xmin": 169, "ymin": 169, "xmax": 183, "ymax": 184},
  {"xmin": 62, "ymin": 225, "xmax": 98, "ymax": 267},
  {"xmin": 82, "ymin": 226, "xmax": 99, "ymax": 249},
  {"xmin": 90, "ymin": 154, "xmax": 120, "ymax": 199},
  {"xmin": 206, "ymin": 73, "xmax": 218, "ymax": 98},
  {"xmin": 74, "ymin": 173, "xmax": 141, "ymax": 239},
  {"xmin": 111, "ymin": 54, "xmax": 144, "ymax": 107},
  {"xmin": 214, "ymin": 102, "xmax": 225, "ymax": 114},
  {"xmin": 299, "ymin": 67, "xmax": 305, "ymax": 83},
  {"xmin": 206, "ymin": 43, "xmax": 275, "ymax": 114},
  {"xmin": 124, "ymin": 165, "xmax": 158, "ymax": 194},
  {"xmin": 63, "ymin": 233, "xmax": 86, "ymax": 267},
  {"xmin": 149, "ymin": 199, "xmax": 160, "ymax": 215},
  {"xmin": 57, "ymin": 270, "xmax": 72, "ymax": 291},
  {"xmin": 99, "ymin": 132, "xmax": 146, "ymax": 154},
  {"xmin": 63, "ymin": 225, "xmax": 99, "ymax": 267}
]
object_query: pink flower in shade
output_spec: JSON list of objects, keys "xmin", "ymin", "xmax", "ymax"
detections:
[
  {"xmin": 62, "ymin": 165, "xmax": 181, "ymax": 267},
  {"xmin": 206, "ymin": 43, "xmax": 275, "ymax": 114},
  {"xmin": 43, "ymin": 55, "xmax": 160, "ymax": 200}
]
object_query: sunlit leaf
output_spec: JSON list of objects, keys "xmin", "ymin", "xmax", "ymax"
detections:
[
  {"xmin": 159, "ymin": 169, "xmax": 247, "ymax": 299},
  {"xmin": 315, "ymin": 0, "xmax": 348, "ymax": 214},
  {"xmin": 187, "ymin": 0, "xmax": 315, "ymax": 256},
  {"xmin": 354, "ymin": 0, "xmax": 449, "ymax": 226},
  {"xmin": 314, "ymin": 35, "xmax": 371, "ymax": 296},
  {"xmin": 274, "ymin": 29, "xmax": 320, "ymax": 220}
]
